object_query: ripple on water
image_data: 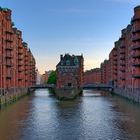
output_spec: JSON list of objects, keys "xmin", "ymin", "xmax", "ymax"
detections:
[{"xmin": 0, "ymin": 89, "xmax": 140, "ymax": 140}]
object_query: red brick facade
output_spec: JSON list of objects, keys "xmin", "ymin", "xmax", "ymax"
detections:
[
  {"xmin": 100, "ymin": 60, "xmax": 110, "ymax": 84},
  {"xmin": 84, "ymin": 68, "xmax": 101, "ymax": 85},
  {"xmin": 56, "ymin": 54, "xmax": 84, "ymax": 88},
  {"xmin": 0, "ymin": 8, "xmax": 36, "ymax": 94},
  {"xmin": 131, "ymin": 6, "xmax": 140, "ymax": 89},
  {"xmin": 84, "ymin": 6, "xmax": 140, "ymax": 96}
]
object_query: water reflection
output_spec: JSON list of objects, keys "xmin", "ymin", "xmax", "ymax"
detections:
[{"xmin": 0, "ymin": 89, "xmax": 140, "ymax": 140}]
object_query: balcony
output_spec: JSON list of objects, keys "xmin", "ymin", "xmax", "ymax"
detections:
[
  {"xmin": 120, "ymin": 51, "xmax": 125, "ymax": 54},
  {"xmin": 18, "ymin": 70, "xmax": 22, "ymax": 72},
  {"xmin": 114, "ymin": 72, "xmax": 117, "ymax": 75},
  {"xmin": 5, "ymin": 30, "xmax": 13, "ymax": 34},
  {"xmin": 18, "ymin": 78, "xmax": 22, "ymax": 81},
  {"xmin": 120, "ymin": 69, "xmax": 125, "ymax": 72},
  {"xmin": 18, "ymin": 56, "xmax": 23, "ymax": 60},
  {"xmin": 113, "ymin": 54, "xmax": 117, "ymax": 57},
  {"xmin": 6, "ymin": 62, "xmax": 12, "ymax": 67},
  {"xmin": 132, "ymin": 28, "xmax": 140, "ymax": 34},
  {"xmin": 113, "ymin": 58, "xmax": 117, "ymax": 62},
  {"xmin": 18, "ymin": 50, "xmax": 23, "ymax": 55},
  {"xmin": 121, "ymin": 77, "xmax": 125, "ymax": 80},
  {"xmin": 25, "ymin": 59, "xmax": 28, "ymax": 62},
  {"xmin": 18, "ymin": 63, "xmax": 23, "ymax": 67},
  {"xmin": 131, "ymin": 17, "xmax": 140, "ymax": 22},
  {"xmin": 120, "ymin": 45, "xmax": 125, "ymax": 48},
  {"xmin": 25, "ymin": 71, "xmax": 28, "ymax": 75},
  {"xmin": 18, "ymin": 45, "xmax": 23, "ymax": 49},
  {"xmin": 120, "ymin": 37, "xmax": 125, "ymax": 40},
  {"xmin": 132, "ymin": 36, "xmax": 140, "ymax": 42},
  {"xmin": 120, "ymin": 56, "xmax": 125, "ymax": 60},
  {"xmin": 6, "ymin": 46, "xmax": 13, "ymax": 50},
  {"xmin": 132, "ymin": 54, "xmax": 140, "ymax": 58},
  {"xmin": 6, "ymin": 37, "xmax": 13, "ymax": 42},
  {"xmin": 18, "ymin": 74, "xmax": 23, "ymax": 80},
  {"xmin": 132, "ymin": 74, "xmax": 140, "ymax": 78},
  {"xmin": 132, "ymin": 61, "xmax": 140, "ymax": 67},
  {"xmin": 120, "ymin": 63, "xmax": 125, "ymax": 66},
  {"xmin": 6, "ymin": 73, "xmax": 12, "ymax": 79},
  {"xmin": 131, "ymin": 45, "xmax": 140, "ymax": 50},
  {"xmin": 6, "ymin": 55, "xmax": 12, "ymax": 59},
  {"xmin": 132, "ymin": 64, "xmax": 140, "ymax": 67}
]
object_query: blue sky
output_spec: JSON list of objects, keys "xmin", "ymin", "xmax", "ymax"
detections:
[{"xmin": 0, "ymin": 0, "xmax": 140, "ymax": 74}]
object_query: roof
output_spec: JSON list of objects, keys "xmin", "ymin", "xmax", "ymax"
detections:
[{"xmin": 56, "ymin": 54, "xmax": 83, "ymax": 67}]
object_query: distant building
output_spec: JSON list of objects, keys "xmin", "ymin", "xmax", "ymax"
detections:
[
  {"xmin": 84, "ymin": 68, "xmax": 101, "ymax": 85},
  {"xmin": 55, "ymin": 54, "xmax": 84, "ymax": 99},
  {"xmin": 41, "ymin": 72, "xmax": 48, "ymax": 85},
  {"xmin": 36, "ymin": 69, "xmax": 41, "ymax": 85},
  {"xmin": 40, "ymin": 70, "xmax": 53, "ymax": 85},
  {"xmin": 100, "ymin": 60, "xmax": 110, "ymax": 85}
]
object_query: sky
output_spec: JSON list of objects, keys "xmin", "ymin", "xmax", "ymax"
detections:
[{"xmin": 0, "ymin": 0, "xmax": 140, "ymax": 74}]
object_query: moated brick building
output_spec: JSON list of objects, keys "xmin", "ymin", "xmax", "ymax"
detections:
[{"xmin": 56, "ymin": 54, "xmax": 84, "ymax": 89}]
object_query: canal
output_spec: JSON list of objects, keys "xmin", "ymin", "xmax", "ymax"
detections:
[{"xmin": 0, "ymin": 89, "xmax": 140, "ymax": 140}]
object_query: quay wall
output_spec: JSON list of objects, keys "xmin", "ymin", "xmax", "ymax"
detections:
[
  {"xmin": 0, "ymin": 88, "xmax": 29, "ymax": 109},
  {"xmin": 113, "ymin": 88, "xmax": 140, "ymax": 103},
  {"xmin": 55, "ymin": 87, "xmax": 82, "ymax": 100}
]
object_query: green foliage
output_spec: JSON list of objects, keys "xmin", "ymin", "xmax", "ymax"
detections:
[{"xmin": 47, "ymin": 71, "xmax": 56, "ymax": 85}]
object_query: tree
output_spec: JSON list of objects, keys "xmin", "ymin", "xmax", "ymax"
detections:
[{"xmin": 47, "ymin": 71, "xmax": 56, "ymax": 84}]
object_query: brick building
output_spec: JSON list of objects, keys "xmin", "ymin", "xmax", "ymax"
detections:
[
  {"xmin": 131, "ymin": 6, "xmax": 140, "ymax": 90},
  {"xmin": 40, "ymin": 71, "xmax": 49, "ymax": 85},
  {"xmin": 84, "ymin": 68, "xmax": 101, "ymax": 85},
  {"xmin": 56, "ymin": 54, "xmax": 84, "ymax": 88},
  {"xmin": 0, "ymin": 7, "xmax": 36, "ymax": 95},
  {"xmin": 84, "ymin": 5, "xmax": 140, "ymax": 102},
  {"xmin": 85, "ymin": 6, "xmax": 140, "ymax": 102},
  {"xmin": 100, "ymin": 60, "xmax": 110, "ymax": 85},
  {"xmin": 109, "ymin": 45, "xmax": 118, "ymax": 87}
]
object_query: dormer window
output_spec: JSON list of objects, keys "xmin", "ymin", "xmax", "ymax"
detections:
[
  {"xmin": 66, "ymin": 60, "xmax": 70, "ymax": 65},
  {"xmin": 74, "ymin": 57, "xmax": 79, "ymax": 65}
]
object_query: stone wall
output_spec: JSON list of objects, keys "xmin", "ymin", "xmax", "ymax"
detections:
[
  {"xmin": 0, "ymin": 88, "xmax": 29, "ymax": 108},
  {"xmin": 114, "ymin": 87, "xmax": 140, "ymax": 103}
]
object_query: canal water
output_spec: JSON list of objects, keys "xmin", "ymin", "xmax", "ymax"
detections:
[{"xmin": 0, "ymin": 89, "xmax": 140, "ymax": 140}]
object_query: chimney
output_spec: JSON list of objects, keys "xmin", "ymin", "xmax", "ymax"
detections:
[{"xmin": 60, "ymin": 54, "xmax": 63, "ymax": 60}]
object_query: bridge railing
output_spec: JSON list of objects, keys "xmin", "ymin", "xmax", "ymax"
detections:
[
  {"xmin": 30, "ymin": 84, "xmax": 55, "ymax": 89},
  {"xmin": 82, "ymin": 83, "xmax": 113, "ymax": 89}
]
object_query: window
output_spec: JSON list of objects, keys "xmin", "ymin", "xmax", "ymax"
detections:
[
  {"xmin": 74, "ymin": 57, "xmax": 79, "ymax": 65},
  {"xmin": 66, "ymin": 60, "xmax": 70, "ymax": 65},
  {"xmin": 68, "ymin": 83, "xmax": 72, "ymax": 87}
]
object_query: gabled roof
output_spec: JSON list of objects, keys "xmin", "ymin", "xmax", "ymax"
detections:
[{"xmin": 56, "ymin": 54, "xmax": 83, "ymax": 67}]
